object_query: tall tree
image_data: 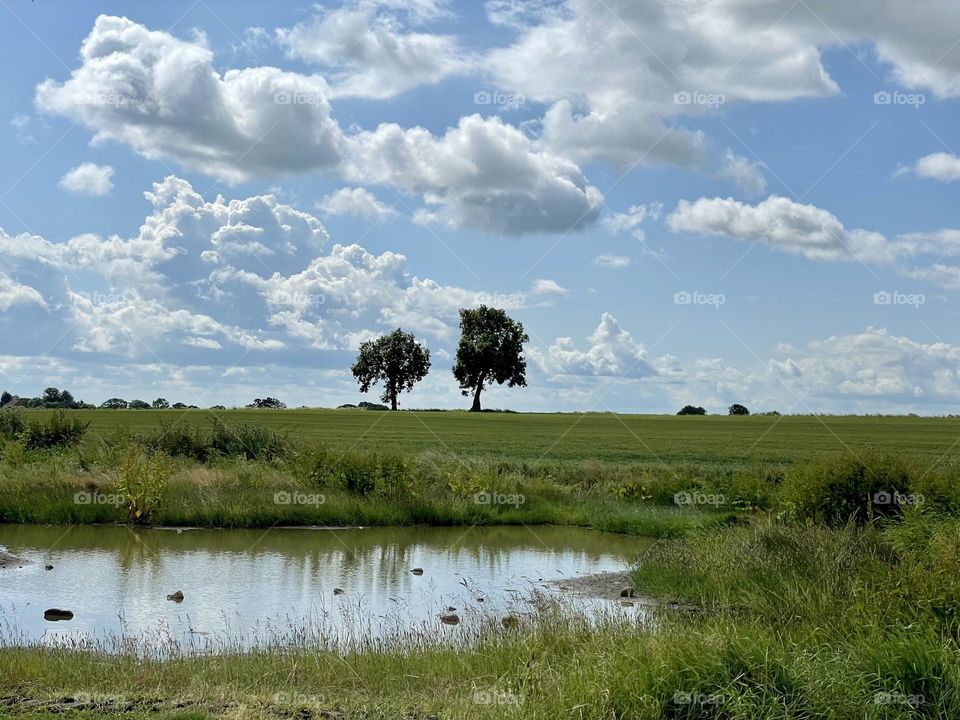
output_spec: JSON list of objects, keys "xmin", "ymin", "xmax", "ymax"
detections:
[
  {"xmin": 453, "ymin": 306, "xmax": 529, "ymax": 412},
  {"xmin": 351, "ymin": 329, "xmax": 431, "ymax": 411}
]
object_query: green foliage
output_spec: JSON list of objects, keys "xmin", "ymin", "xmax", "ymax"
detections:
[
  {"xmin": 782, "ymin": 453, "xmax": 914, "ymax": 525},
  {"xmin": 351, "ymin": 328, "xmax": 431, "ymax": 410},
  {"xmin": 152, "ymin": 397, "xmax": 170, "ymax": 409},
  {"xmin": 144, "ymin": 417, "xmax": 291, "ymax": 463},
  {"xmin": 129, "ymin": 399, "xmax": 150, "ymax": 409},
  {"xmin": 22, "ymin": 410, "xmax": 89, "ymax": 450},
  {"xmin": 677, "ymin": 405, "xmax": 706, "ymax": 415},
  {"xmin": 116, "ymin": 448, "xmax": 174, "ymax": 522},
  {"xmin": 100, "ymin": 397, "xmax": 129, "ymax": 409},
  {"xmin": 452, "ymin": 305, "xmax": 529, "ymax": 412},
  {"xmin": 728, "ymin": 403, "xmax": 750, "ymax": 415},
  {"xmin": 0, "ymin": 408, "xmax": 26, "ymax": 439}
]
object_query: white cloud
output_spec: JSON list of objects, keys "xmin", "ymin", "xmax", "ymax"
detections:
[
  {"xmin": 593, "ymin": 254, "xmax": 631, "ymax": 269},
  {"xmin": 530, "ymin": 278, "xmax": 567, "ymax": 296},
  {"xmin": 534, "ymin": 313, "xmax": 659, "ymax": 378},
  {"xmin": 913, "ymin": 153, "xmax": 960, "ymax": 182},
  {"xmin": 58, "ymin": 162, "xmax": 114, "ymax": 197},
  {"xmin": 0, "ymin": 272, "xmax": 46, "ymax": 311},
  {"xmin": 317, "ymin": 187, "xmax": 397, "ymax": 219},
  {"xmin": 717, "ymin": 149, "xmax": 767, "ymax": 196},
  {"xmin": 667, "ymin": 195, "xmax": 896, "ymax": 265},
  {"xmin": 276, "ymin": 3, "xmax": 472, "ymax": 99},
  {"xmin": 603, "ymin": 203, "xmax": 662, "ymax": 242}
]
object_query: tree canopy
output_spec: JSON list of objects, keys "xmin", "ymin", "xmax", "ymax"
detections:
[
  {"xmin": 351, "ymin": 328, "xmax": 431, "ymax": 411},
  {"xmin": 452, "ymin": 306, "xmax": 529, "ymax": 412}
]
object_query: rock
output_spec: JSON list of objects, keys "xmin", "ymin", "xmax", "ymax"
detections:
[
  {"xmin": 167, "ymin": 591, "xmax": 184, "ymax": 602},
  {"xmin": 620, "ymin": 600, "xmax": 635, "ymax": 607},
  {"xmin": 440, "ymin": 613, "xmax": 460, "ymax": 626},
  {"xmin": 333, "ymin": 588, "xmax": 345, "ymax": 595},
  {"xmin": 410, "ymin": 568, "xmax": 424, "ymax": 575},
  {"xmin": 44, "ymin": 564, "xmax": 54, "ymax": 571},
  {"xmin": 44, "ymin": 608, "xmax": 74, "ymax": 621},
  {"xmin": 501, "ymin": 614, "xmax": 520, "ymax": 629},
  {"xmin": 620, "ymin": 587, "xmax": 636, "ymax": 598},
  {"xmin": 446, "ymin": 606, "xmax": 457, "ymax": 612}
]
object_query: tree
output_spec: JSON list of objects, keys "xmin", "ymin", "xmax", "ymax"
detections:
[
  {"xmin": 248, "ymin": 397, "xmax": 286, "ymax": 409},
  {"xmin": 41, "ymin": 387, "xmax": 78, "ymax": 409},
  {"xmin": 728, "ymin": 403, "xmax": 750, "ymax": 416},
  {"xmin": 0, "ymin": 391, "xmax": 12, "ymax": 408},
  {"xmin": 677, "ymin": 405, "xmax": 706, "ymax": 416},
  {"xmin": 453, "ymin": 306, "xmax": 529, "ymax": 412},
  {"xmin": 152, "ymin": 397, "xmax": 170, "ymax": 409},
  {"xmin": 100, "ymin": 398, "xmax": 128, "ymax": 409},
  {"xmin": 351, "ymin": 328, "xmax": 431, "ymax": 411},
  {"xmin": 129, "ymin": 399, "xmax": 150, "ymax": 409}
]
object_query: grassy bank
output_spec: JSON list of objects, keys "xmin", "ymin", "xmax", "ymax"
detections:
[{"xmin": 3, "ymin": 512, "xmax": 959, "ymax": 718}]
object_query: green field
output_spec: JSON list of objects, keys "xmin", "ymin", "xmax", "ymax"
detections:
[{"xmin": 21, "ymin": 407, "xmax": 960, "ymax": 467}]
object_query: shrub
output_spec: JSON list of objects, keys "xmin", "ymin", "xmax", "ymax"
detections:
[
  {"xmin": 143, "ymin": 418, "xmax": 291, "ymax": 463},
  {"xmin": 781, "ymin": 453, "xmax": 914, "ymax": 526},
  {"xmin": 0, "ymin": 408, "xmax": 26, "ymax": 439},
  {"xmin": 22, "ymin": 411, "xmax": 89, "ymax": 450},
  {"xmin": 116, "ymin": 448, "xmax": 174, "ymax": 522},
  {"xmin": 728, "ymin": 403, "xmax": 750, "ymax": 415},
  {"xmin": 677, "ymin": 405, "xmax": 706, "ymax": 415},
  {"xmin": 306, "ymin": 448, "xmax": 414, "ymax": 498}
]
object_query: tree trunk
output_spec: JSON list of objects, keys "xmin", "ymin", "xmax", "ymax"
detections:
[
  {"xmin": 469, "ymin": 373, "xmax": 485, "ymax": 412},
  {"xmin": 391, "ymin": 393, "xmax": 398, "ymax": 411}
]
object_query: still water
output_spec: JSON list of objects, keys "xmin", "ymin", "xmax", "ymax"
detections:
[{"xmin": 0, "ymin": 524, "xmax": 650, "ymax": 652}]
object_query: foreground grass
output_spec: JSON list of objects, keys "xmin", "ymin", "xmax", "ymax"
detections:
[{"xmin": 3, "ymin": 512, "xmax": 959, "ymax": 718}]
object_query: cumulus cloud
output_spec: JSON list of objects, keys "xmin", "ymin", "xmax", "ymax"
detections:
[
  {"xmin": 58, "ymin": 162, "xmax": 114, "ymax": 197},
  {"xmin": 316, "ymin": 187, "xmax": 397, "ymax": 219},
  {"xmin": 276, "ymin": 3, "xmax": 472, "ymax": 99},
  {"xmin": 534, "ymin": 313, "xmax": 660, "ymax": 378},
  {"xmin": 0, "ymin": 272, "xmax": 46, "ymax": 311},
  {"xmin": 666, "ymin": 196, "xmax": 896, "ymax": 264},
  {"xmin": 913, "ymin": 153, "xmax": 960, "ymax": 182},
  {"xmin": 603, "ymin": 203, "xmax": 662, "ymax": 242},
  {"xmin": 717, "ymin": 149, "xmax": 767, "ymax": 196}
]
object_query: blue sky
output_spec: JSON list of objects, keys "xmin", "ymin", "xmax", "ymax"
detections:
[{"xmin": 2, "ymin": 0, "xmax": 960, "ymax": 413}]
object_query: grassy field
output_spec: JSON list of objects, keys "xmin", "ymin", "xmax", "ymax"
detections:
[{"xmin": 18, "ymin": 407, "xmax": 960, "ymax": 467}]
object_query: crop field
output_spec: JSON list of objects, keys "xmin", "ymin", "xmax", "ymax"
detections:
[{"xmin": 22, "ymin": 407, "xmax": 960, "ymax": 468}]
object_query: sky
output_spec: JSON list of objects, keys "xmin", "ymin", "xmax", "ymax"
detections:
[{"xmin": 1, "ymin": 0, "xmax": 960, "ymax": 414}]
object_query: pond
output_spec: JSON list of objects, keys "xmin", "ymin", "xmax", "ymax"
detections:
[{"xmin": 0, "ymin": 524, "xmax": 651, "ymax": 653}]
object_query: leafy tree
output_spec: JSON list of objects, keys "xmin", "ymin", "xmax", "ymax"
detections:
[
  {"xmin": 677, "ymin": 405, "xmax": 706, "ymax": 416},
  {"xmin": 129, "ymin": 399, "xmax": 150, "ymax": 409},
  {"xmin": 152, "ymin": 397, "xmax": 170, "ymax": 409},
  {"xmin": 351, "ymin": 328, "xmax": 431, "ymax": 411},
  {"xmin": 40, "ymin": 387, "xmax": 79, "ymax": 409},
  {"xmin": 172, "ymin": 402, "xmax": 189, "ymax": 409},
  {"xmin": 728, "ymin": 403, "xmax": 750, "ymax": 416},
  {"xmin": 0, "ymin": 391, "xmax": 12, "ymax": 408},
  {"xmin": 248, "ymin": 397, "xmax": 286, "ymax": 409},
  {"xmin": 100, "ymin": 398, "xmax": 128, "ymax": 409},
  {"xmin": 452, "ymin": 306, "xmax": 529, "ymax": 412}
]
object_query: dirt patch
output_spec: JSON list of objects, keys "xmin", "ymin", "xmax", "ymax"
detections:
[
  {"xmin": 0, "ymin": 549, "xmax": 30, "ymax": 569},
  {"xmin": 552, "ymin": 570, "xmax": 649, "ymax": 602}
]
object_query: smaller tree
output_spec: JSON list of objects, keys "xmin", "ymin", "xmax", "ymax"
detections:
[
  {"xmin": 728, "ymin": 403, "xmax": 750, "ymax": 416},
  {"xmin": 129, "ymin": 399, "xmax": 150, "ymax": 410},
  {"xmin": 100, "ymin": 398, "xmax": 129, "ymax": 410},
  {"xmin": 453, "ymin": 306, "xmax": 529, "ymax": 412},
  {"xmin": 0, "ymin": 391, "xmax": 12, "ymax": 408},
  {"xmin": 677, "ymin": 405, "xmax": 706, "ymax": 416},
  {"xmin": 248, "ymin": 397, "xmax": 287, "ymax": 409},
  {"xmin": 351, "ymin": 328, "xmax": 431, "ymax": 411},
  {"xmin": 152, "ymin": 397, "xmax": 170, "ymax": 409}
]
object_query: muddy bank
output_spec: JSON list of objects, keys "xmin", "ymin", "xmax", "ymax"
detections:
[
  {"xmin": 0, "ymin": 548, "xmax": 29, "ymax": 569},
  {"xmin": 553, "ymin": 570, "xmax": 648, "ymax": 602}
]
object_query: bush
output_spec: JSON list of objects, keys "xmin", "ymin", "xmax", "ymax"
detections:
[
  {"xmin": 116, "ymin": 448, "xmax": 174, "ymax": 522},
  {"xmin": 306, "ymin": 447, "xmax": 414, "ymax": 498},
  {"xmin": 22, "ymin": 411, "xmax": 89, "ymax": 450},
  {"xmin": 143, "ymin": 418, "xmax": 291, "ymax": 463},
  {"xmin": 677, "ymin": 405, "xmax": 706, "ymax": 416},
  {"xmin": 0, "ymin": 408, "xmax": 26, "ymax": 439},
  {"xmin": 728, "ymin": 403, "xmax": 750, "ymax": 415},
  {"xmin": 782, "ymin": 453, "xmax": 914, "ymax": 526}
]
